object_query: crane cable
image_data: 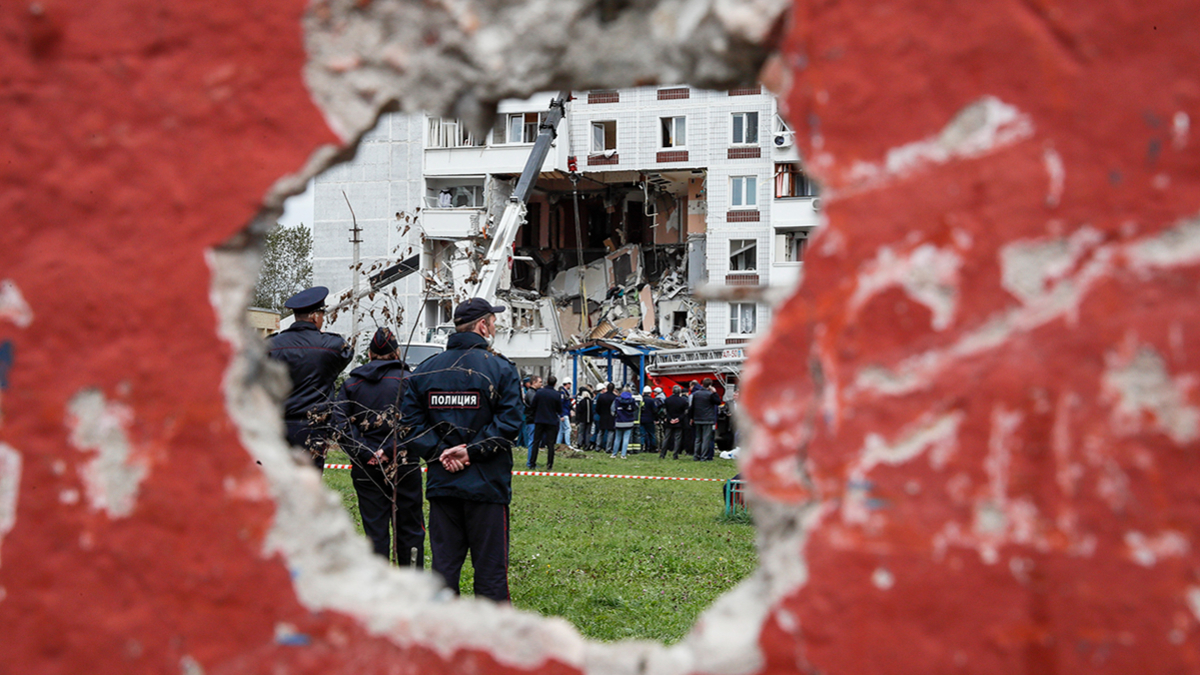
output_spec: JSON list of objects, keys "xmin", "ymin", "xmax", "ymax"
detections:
[{"xmin": 564, "ymin": 95, "xmax": 590, "ymax": 333}]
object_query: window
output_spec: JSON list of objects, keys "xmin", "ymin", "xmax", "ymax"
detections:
[
  {"xmin": 672, "ymin": 311, "xmax": 688, "ymax": 331},
  {"xmin": 730, "ymin": 239, "xmax": 757, "ymax": 271},
  {"xmin": 427, "ymin": 184, "xmax": 485, "ymax": 208},
  {"xmin": 511, "ymin": 305, "xmax": 543, "ymax": 330},
  {"xmin": 776, "ymin": 230, "xmax": 809, "ymax": 263},
  {"xmin": 730, "ymin": 175, "xmax": 757, "ymax": 208},
  {"xmin": 492, "ymin": 112, "xmax": 546, "ymax": 144},
  {"xmin": 591, "ymin": 120, "xmax": 617, "ymax": 153},
  {"xmin": 510, "ymin": 112, "xmax": 545, "ymax": 144},
  {"xmin": 424, "ymin": 299, "xmax": 450, "ymax": 328},
  {"xmin": 731, "ymin": 112, "xmax": 759, "ymax": 145},
  {"xmin": 730, "ymin": 303, "xmax": 757, "ymax": 335},
  {"xmin": 427, "ymin": 117, "xmax": 484, "ymax": 148},
  {"xmin": 775, "ymin": 163, "xmax": 818, "ymax": 198},
  {"xmin": 661, "ymin": 116, "xmax": 686, "ymax": 148}
]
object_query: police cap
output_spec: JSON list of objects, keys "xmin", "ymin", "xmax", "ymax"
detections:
[
  {"xmin": 284, "ymin": 286, "xmax": 330, "ymax": 313},
  {"xmin": 453, "ymin": 297, "xmax": 506, "ymax": 326},
  {"xmin": 369, "ymin": 327, "xmax": 400, "ymax": 355}
]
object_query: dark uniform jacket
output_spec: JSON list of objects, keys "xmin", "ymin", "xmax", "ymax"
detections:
[
  {"xmin": 640, "ymin": 396, "xmax": 658, "ymax": 427},
  {"xmin": 690, "ymin": 388, "xmax": 722, "ymax": 424},
  {"xmin": 523, "ymin": 386, "xmax": 537, "ymax": 424},
  {"xmin": 333, "ymin": 359, "xmax": 410, "ymax": 465},
  {"xmin": 532, "ymin": 386, "xmax": 563, "ymax": 425},
  {"xmin": 400, "ymin": 331, "xmax": 523, "ymax": 504},
  {"xmin": 595, "ymin": 391, "xmax": 618, "ymax": 430},
  {"xmin": 267, "ymin": 321, "xmax": 353, "ymax": 419},
  {"xmin": 663, "ymin": 394, "xmax": 690, "ymax": 428},
  {"xmin": 575, "ymin": 395, "xmax": 594, "ymax": 422}
]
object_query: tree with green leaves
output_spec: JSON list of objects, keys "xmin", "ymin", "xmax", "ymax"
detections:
[{"xmin": 254, "ymin": 224, "xmax": 313, "ymax": 313}]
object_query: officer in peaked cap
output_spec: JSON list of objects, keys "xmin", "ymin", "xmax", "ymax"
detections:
[
  {"xmin": 400, "ymin": 296, "xmax": 522, "ymax": 602},
  {"xmin": 267, "ymin": 286, "xmax": 353, "ymax": 472}
]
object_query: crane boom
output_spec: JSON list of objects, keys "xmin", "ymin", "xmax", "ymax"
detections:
[{"xmin": 468, "ymin": 91, "xmax": 570, "ymax": 301}]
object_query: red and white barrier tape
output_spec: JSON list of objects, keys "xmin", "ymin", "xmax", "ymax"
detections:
[
  {"xmin": 323, "ymin": 464, "xmax": 724, "ymax": 482},
  {"xmin": 513, "ymin": 470, "xmax": 723, "ymax": 482}
]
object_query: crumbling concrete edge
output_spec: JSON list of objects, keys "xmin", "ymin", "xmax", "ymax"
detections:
[{"xmin": 203, "ymin": 0, "xmax": 814, "ymax": 666}]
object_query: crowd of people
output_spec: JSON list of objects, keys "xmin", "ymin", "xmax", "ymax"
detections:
[
  {"xmin": 517, "ymin": 375, "xmax": 735, "ymax": 464},
  {"xmin": 264, "ymin": 286, "xmax": 738, "ymax": 603}
]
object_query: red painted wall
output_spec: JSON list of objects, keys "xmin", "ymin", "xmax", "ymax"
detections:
[
  {"xmin": 748, "ymin": 1, "xmax": 1200, "ymax": 673},
  {"xmin": 0, "ymin": 0, "xmax": 1197, "ymax": 674}
]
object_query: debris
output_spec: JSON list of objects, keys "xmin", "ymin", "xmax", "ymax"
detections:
[{"xmin": 639, "ymin": 285, "xmax": 655, "ymax": 331}]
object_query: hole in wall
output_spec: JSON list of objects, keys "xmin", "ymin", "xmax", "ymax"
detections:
[{"xmin": 210, "ymin": 0, "xmax": 819, "ymax": 670}]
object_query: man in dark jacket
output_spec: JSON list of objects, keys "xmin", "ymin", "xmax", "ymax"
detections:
[
  {"xmin": 333, "ymin": 327, "xmax": 423, "ymax": 566},
  {"xmin": 400, "ymin": 298, "xmax": 523, "ymax": 602},
  {"xmin": 521, "ymin": 376, "xmax": 540, "ymax": 451},
  {"xmin": 530, "ymin": 375, "xmax": 563, "ymax": 470},
  {"xmin": 574, "ymin": 387, "xmax": 595, "ymax": 450},
  {"xmin": 611, "ymin": 386, "xmax": 639, "ymax": 458},
  {"xmin": 660, "ymin": 385, "xmax": 690, "ymax": 459},
  {"xmin": 639, "ymin": 385, "xmax": 659, "ymax": 456},
  {"xmin": 556, "ymin": 380, "xmax": 573, "ymax": 448},
  {"xmin": 690, "ymin": 378, "xmax": 723, "ymax": 461},
  {"xmin": 594, "ymin": 383, "xmax": 618, "ymax": 455},
  {"xmin": 267, "ymin": 286, "xmax": 353, "ymax": 472}
]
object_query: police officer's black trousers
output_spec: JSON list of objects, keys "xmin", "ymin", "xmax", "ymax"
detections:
[
  {"xmin": 285, "ymin": 419, "xmax": 328, "ymax": 473},
  {"xmin": 428, "ymin": 497, "xmax": 509, "ymax": 603},
  {"xmin": 351, "ymin": 461, "xmax": 425, "ymax": 566},
  {"xmin": 530, "ymin": 422, "xmax": 558, "ymax": 470}
]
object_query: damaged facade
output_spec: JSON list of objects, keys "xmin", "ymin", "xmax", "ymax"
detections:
[{"xmin": 312, "ymin": 86, "xmax": 819, "ymax": 384}]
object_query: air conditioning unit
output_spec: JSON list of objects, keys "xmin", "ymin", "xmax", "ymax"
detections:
[{"xmin": 773, "ymin": 132, "xmax": 794, "ymax": 148}]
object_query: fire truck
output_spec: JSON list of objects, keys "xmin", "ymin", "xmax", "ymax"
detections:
[{"xmin": 645, "ymin": 345, "xmax": 745, "ymax": 451}]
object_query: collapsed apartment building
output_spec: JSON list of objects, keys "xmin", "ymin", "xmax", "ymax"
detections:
[{"xmin": 310, "ymin": 86, "xmax": 820, "ymax": 388}]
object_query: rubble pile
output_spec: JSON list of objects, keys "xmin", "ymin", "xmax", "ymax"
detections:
[{"xmin": 540, "ymin": 242, "xmax": 706, "ymax": 351}]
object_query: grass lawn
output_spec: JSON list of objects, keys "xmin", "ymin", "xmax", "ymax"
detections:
[{"xmin": 323, "ymin": 447, "xmax": 756, "ymax": 644}]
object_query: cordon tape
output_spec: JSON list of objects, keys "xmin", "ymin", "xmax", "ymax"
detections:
[{"xmin": 323, "ymin": 464, "xmax": 724, "ymax": 483}]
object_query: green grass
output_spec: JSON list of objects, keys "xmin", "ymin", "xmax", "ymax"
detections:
[{"xmin": 323, "ymin": 448, "xmax": 756, "ymax": 644}]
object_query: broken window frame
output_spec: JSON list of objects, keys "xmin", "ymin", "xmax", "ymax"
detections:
[
  {"xmin": 660, "ymin": 116, "xmax": 687, "ymax": 148},
  {"xmin": 425, "ymin": 184, "xmax": 486, "ymax": 209},
  {"xmin": 591, "ymin": 120, "xmax": 617, "ymax": 153},
  {"xmin": 731, "ymin": 112, "xmax": 759, "ymax": 145},
  {"xmin": 510, "ymin": 304, "xmax": 544, "ymax": 331},
  {"xmin": 729, "ymin": 239, "xmax": 758, "ymax": 271},
  {"xmin": 730, "ymin": 175, "xmax": 758, "ymax": 209},
  {"xmin": 426, "ymin": 117, "xmax": 484, "ymax": 148},
  {"xmin": 729, "ymin": 302, "xmax": 757, "ymax": 335},
  {"xmin": 774, "ymin": 228, "xmax": 810, "ymax": 263},
  {"xmin": 774, "ymin": 163, "xmax": 817, "ymax": 198}
]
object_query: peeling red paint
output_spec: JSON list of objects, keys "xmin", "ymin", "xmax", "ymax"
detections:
[{"xmin": 748, "ymin": 0, "xmax": 1200, "ymax": 673}]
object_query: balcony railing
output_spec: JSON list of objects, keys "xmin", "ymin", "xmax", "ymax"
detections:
[
  {"xmin": 422, "ymin": 207, "xmax": 484, "ymax": 238},
  {"xmin": 771, "ymin": 197, "xmax": 820, "ymax": 229}
]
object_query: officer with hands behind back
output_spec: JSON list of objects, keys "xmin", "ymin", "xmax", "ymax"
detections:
[
  {"xmin": 400, "ymin": 298, "xmax": 523, "ymax": 603},
  {"xmin": 333, "ymin": 327, "xmax": 424, "ymax": 566},
  {"xmin": 267, "ymin": 286, "xmax": 353, "ymax": 471}
]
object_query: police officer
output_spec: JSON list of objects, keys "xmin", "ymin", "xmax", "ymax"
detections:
[
  {"xmin": 400, "ymin": 298, "xmax": 523, "ymax": 602},
  {"xmin": 333, "ymin": 327, "xmax": 424, "ymax": 566},
  {"xmin": 267, "ymin": 286, "xmax": 353, "ymax": 471}
]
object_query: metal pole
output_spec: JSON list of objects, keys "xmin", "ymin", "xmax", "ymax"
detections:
[{"xmin": 344, "ymin": 191, "xmax": 362, "ymax": 348}]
